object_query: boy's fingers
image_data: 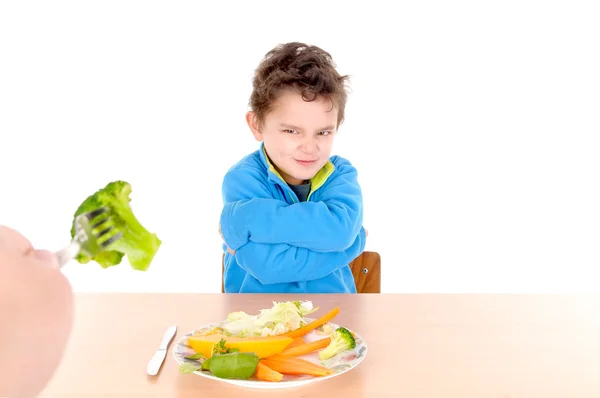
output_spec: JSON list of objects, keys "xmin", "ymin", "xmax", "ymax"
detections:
[{"xmin": 218, "ymin": 223, "xmax": 233, "ymax": 254}]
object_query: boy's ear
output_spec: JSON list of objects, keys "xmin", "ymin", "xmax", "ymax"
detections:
[{"xmin": 245, "ymin": 111, "xmax": 263, "ymax": 142}]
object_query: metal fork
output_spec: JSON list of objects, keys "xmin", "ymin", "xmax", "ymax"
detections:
[{"xmin": 55, "ymin": 207, "xmax": 123, "ymax": 268}]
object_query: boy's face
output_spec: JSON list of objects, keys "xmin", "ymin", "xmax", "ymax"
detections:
[{"xmin": 246, "ymin": 90, "xmax": 338, "ymax": 185}]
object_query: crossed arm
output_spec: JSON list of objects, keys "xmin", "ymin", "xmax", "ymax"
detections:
[
  {"xmin": 219, "ymin": 158, "xmax": 364, "ymax": 252},
  {"xmin": 218, "ymin": 159, "xmax": 366, "ymax": 284}
]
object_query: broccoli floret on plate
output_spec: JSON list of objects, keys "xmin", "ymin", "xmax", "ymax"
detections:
[{"xmin": 318, "ymin": 327, "xmax": 356, "ymax": 360}]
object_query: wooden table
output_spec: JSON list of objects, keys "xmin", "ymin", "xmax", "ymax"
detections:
[{"xmin": 41, "ymin": 293, "xmax": 600, "ymax": 397}]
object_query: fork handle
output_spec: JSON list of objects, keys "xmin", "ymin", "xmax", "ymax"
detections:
[{"xmin": 55, "ymin": 241, "xmax": 81, "ymax": 268}]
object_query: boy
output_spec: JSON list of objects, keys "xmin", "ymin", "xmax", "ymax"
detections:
[{"xmin": 219, "ymin": 42, "xmax": 367, "ymax": 293}]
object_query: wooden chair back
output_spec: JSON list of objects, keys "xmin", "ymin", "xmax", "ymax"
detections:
[{"xmin": 348, "ymin": 251, "xmax": 381, "ymax": 293}]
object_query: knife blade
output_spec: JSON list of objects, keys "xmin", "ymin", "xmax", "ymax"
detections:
[{"xmin": 147, "ymin": 325, "xmax": 177, "ymax": 376}]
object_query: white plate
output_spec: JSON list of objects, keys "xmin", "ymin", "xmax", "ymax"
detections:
[{"xmin": 173, "ymin": 318, "xmax": 368, "ymax": 389}]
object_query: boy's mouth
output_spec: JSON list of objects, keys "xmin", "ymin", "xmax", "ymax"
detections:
[{"xmin": 295, "ymin": 159, "xmax": 317, "ymax": 166}]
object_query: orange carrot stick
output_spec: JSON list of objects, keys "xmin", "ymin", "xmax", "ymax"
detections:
[
  {"xmin": 261, "ymin": 354, "xmax": 334, "ymax": 377},
  {"xmin": 280, "ymin": 337, "xmax": 331, "ymax": 357},
  {"xmin": 283, "ymin": 307, "xmax": 340, "ymax": 338},
  {"xmin": 254, "ymin": 360, "xmax": 283, "ymax": 382},
  {"xmin": 286, "ymin": 336, "xmax": 306, "ymax": 349}
]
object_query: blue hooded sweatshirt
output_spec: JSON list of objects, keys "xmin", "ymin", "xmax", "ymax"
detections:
[{"xmin": 219, "ymin": 144, "xmax": 367, "ymax": 293}]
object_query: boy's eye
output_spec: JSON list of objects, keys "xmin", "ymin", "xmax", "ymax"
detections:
[
  {"xmin": 283, "ymin": 129, "xmax": 297, "ymax": 134},
  {"xmin": 319, "ymin": 131, "xmax": 331, "ymax": 136}
]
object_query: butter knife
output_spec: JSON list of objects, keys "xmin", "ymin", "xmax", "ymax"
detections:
[{"xmin": 147, "ymin": 325, "xmax": 177, "ymax": 376}]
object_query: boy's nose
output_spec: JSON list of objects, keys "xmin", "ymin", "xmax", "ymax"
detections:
[{"xmin": 299, "ymin": 137, "xmax": 318, "ymax": 154}]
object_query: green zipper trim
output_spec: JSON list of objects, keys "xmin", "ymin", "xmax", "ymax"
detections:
[{"xmin": 262, "ymin": 147, "xmax": 335, "ymax": 202}]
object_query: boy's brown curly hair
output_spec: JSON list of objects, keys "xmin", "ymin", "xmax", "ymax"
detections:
[{"xmin": 249, "ymin": 42, "xmax": 350, "ymax": 127}]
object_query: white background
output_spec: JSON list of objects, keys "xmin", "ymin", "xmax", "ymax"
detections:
[{"xmin": 1, "ymin": 1, "xmax": 598, "ymax": 293}]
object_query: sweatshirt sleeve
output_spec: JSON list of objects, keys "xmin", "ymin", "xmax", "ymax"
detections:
[
  {"xmin": 220, "ymin": 158, "xmax": 363, "ymax": 252},
  {"xmin": 233, "ymin": 227, "xmax": 367, "ymax": 284}
]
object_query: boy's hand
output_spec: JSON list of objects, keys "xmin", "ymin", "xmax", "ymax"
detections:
[{"xmin": 218, "ymin": 224, "xmax": 236, "ymax": 255}]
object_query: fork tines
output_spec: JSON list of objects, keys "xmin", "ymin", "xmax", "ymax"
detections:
[
  {"xmin": 84, "ymin": 207, "xmax": 108, "ymax": 220},
  {"xmin": 79, "ymin": 207, "xmax": 123, "ymax": 249},
  {"xmin": 101, "ymin": 231, "xmax": 123, "ymax": 248}
]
